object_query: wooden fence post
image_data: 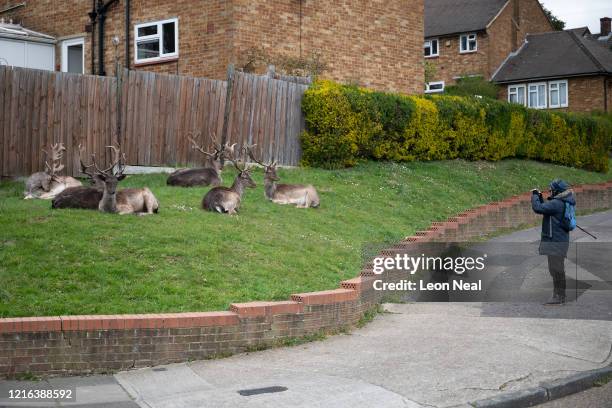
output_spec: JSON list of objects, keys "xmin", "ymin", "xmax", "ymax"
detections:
[
  {"xmin": 219, "ymin": 64, "xmax": 235, "ymax": 167},
  {"xmin": 116, "ymin": 62, "xmax": 123, "ymax": 145}
]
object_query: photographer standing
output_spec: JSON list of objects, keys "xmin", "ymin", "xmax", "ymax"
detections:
[{"xmin": 531, "ymin": 180, "xmax": 576, "ymax": 305}]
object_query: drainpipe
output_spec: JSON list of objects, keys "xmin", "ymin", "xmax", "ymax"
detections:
[
  {"xmin": 89, "ymin": 0, "xmax": 97, "ymax": 74},
  {"xmin": 96, "ymin": 0, "xmax": 119, "ymax": 76},
  {"xmin": 125, "ymin": 0, "xmax": 130, "ymax": 69}
]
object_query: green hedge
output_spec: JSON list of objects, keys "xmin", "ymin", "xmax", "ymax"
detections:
[{"xmin": 301, "ymin": 81, "xmax": 611, "ymax": 172}]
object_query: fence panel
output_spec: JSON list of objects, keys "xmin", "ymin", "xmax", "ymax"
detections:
[{"xmin": 0, "ymin": 65, "xmax": 308, "ymax": 177}]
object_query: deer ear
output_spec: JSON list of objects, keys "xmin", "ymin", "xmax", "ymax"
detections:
[{"xmin": 117, "ymin": 174, "xmax": 126, "ymax": 181}]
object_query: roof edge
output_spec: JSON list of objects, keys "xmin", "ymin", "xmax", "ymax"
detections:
[
  {"xmin": 485, "ymin": 0, "xmax": 511, "ymax": 30},
  {"xmin": 493, "ymin": 72, "xmax": 611, "ymax": 84}
]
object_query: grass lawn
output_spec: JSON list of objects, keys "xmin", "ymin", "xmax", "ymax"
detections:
[{"xmin": 1, "ymin": 159, "xmax": 611, "ymax": 317}]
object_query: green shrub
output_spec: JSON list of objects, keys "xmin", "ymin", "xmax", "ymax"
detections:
[
  {"xmin": 444, "ymin": 76, "xmax": 501, "ymax": 99},
  {"xmin": 301, "ymin": 80, "xmax": 611, "ymax": 172}
]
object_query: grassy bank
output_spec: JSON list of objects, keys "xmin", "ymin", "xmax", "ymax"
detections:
[{"xmin": 1, "ymin": 159, "xmax": 610, "ymax": 317}]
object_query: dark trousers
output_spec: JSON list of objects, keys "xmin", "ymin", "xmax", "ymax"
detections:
[{"xmin": 547, "ymin": 255, "xmax": 566, "ymax": 295}]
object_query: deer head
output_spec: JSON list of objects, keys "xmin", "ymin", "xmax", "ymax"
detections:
[
  {"xmin": 247, "ymin": 144, "xmax": 279, "ymax": 181},
  {"xmin": 228, "ymin": 144, "xmax": 256, "ymax": 190},
  {"xmin": 87, "ymin": 144, "xmax": 126, "ymax": 195}
]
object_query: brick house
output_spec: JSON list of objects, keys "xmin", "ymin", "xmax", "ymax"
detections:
[
  {"xmin": 492, "ymin": 24, "xmax": 612, "ymax": 113},
  {"xmin": 0, "ymin": 0, "xmax": 424, "ymax": 94},
  {"xmin": 423, "ymin": 0, "xmax": 552, "ymax": 93}
]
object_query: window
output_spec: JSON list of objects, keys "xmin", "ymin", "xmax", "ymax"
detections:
[
  {"xmin": 460, "ymin": 33, "xmax": 477, "ymax": 53},
  {"xmin": 425, "ymin": 81, "xmax": 445, "ymax": 94},
  {"xmin": 548, "ymin": 80, "xmax": 568, "ymax": 108},
  {"xmin": 61, "ymin": 37, "xmax": 84, "ymax": 74},
  {"xmin": 528, "ymin": 82, "xmax": 547, "ymax": 109},
  {"xmin": 508, "ymin": 84, "xmax": 526, "ymax": 106},
  {"xmin": 134, "ymin": 18, "xmax": 178, "ymax": 64},
  {"xmin": 424, "ymin": 39, "xmax": 439, "ymax": 57}
]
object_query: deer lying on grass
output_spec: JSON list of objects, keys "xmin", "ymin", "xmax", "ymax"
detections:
[
  {"xmin": 202, "ymin": 145, "xmax": 256, "ymax": 215},
  {"xmin": 24, "ymin": 143, "xmax": 82, "ymax": 199},
  {"xmin": 51, "ymin": 146, "xmax": 104, "ymax": 210},
  {"xmin": 83, "ymin": 145, "xmax": 159, "ymax": 215},
  {"xmin": 248, "ymin": 146, "xmax": 320, "ymax": 208},
  {"xmin": 166, "ymin": 134, "xmax": 225, "ymax": 187}
]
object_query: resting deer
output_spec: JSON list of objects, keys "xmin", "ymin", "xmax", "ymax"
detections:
[
  {"xmin": 167, "ymin": 133, "xmax": 224, "ymax": 187},
  {"xmin": 84, "ymin": 145, "xmax": 160, "ymax": 215},
  {"xmin": 202, "ymin": 145, "xmax": 256, "ymax": 215},
  {"xmin": 248, "ymin": 146, "xmax": 320, "ymax": 208},
  {"xmin": 52, "ymin": 145, "xmax": 104, "ymax": 210},
  {"xmin": 24, "ymin": 143, "xmax": 82, "ymax": 199}
]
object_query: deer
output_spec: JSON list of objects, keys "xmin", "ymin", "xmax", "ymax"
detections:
[
  {"xmin": 51, "ymin": 145, "xmax": 105, "ymax": 210},
  {"xmin": 247, "ymin": 146, "xmax": 320, "ymax": 208},
  {"xmin": 83, "ymin": 144, "xmax": 160, "ymax": 215},
  {"xmin": 202, "ymin": 145, "xmax": 256, "ymax": 215},
  {"xmin": 24, "ymin": 143, "xmax": 82, "ymax": 200},
  {"xmin": 166, "ymin": 133, "xmax": 224, "ymax": 187}
]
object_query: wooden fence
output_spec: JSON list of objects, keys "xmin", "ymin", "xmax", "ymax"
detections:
[{"xmin": 0, "ymin": 65, "xmax": 309, "ymax": 177}]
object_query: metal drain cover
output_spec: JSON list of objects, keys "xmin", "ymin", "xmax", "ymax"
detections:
[{"xmin": 238, "ymin": 386, "xmax": 288, "ymax": 396}]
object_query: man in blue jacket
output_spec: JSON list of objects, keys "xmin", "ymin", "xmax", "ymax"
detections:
[{"xmin": 531, "ymin": 180, "xmax": 575, "ymax": 305}]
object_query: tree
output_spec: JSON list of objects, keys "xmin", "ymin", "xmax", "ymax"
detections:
[{"xmin": 542, "ymin": 6, "xmax": 566, "ymax": 31}]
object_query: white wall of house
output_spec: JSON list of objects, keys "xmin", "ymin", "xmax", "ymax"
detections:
[{"xmin": 0, "ymin": 37, "xmax": 55, "ymax": 71}]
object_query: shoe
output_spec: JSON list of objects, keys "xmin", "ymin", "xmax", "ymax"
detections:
[{"xmin": 544, "ymin": 293, "xmax": 566, "ymax": 305}]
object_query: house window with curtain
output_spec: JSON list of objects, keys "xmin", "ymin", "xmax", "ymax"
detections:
[
  {"xmin": 424, "ymin": 39, "xmax": 439, "ymax": 57},
  {"xmin": 459, "ymin": 33, "xmax": 477, "ymax": 53},
  {"xmin": 548, "ymin": 80, "xmax": 568, "ymax": 108},
  {"xmin": 528, "ymin": 83, "xmax": 547, "ymax": 109},
  {"xmin": 134, "ymin": 18, "xmax": 178, "ymax": 64},
  {"xmin": 508, "ymin": 84, "xmax": 526, "ymax": 106}
]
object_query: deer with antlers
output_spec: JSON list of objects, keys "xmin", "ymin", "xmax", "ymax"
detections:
[
  {"xmin": 81, "ymin": 144, "xmax": 159, "ymax": 215},
  {"xmin": 247, "ymin": 146, "xmax": 320, "ymax": 208},
  {"xmin": 166, "ymin": 133, "xmax": 225, "ymax": 187},
  {"xmin": 202, "ymin": 144, "xmax": 256, "ymax": 215},
  {"xmin": 51, "ymin": 145, "xmax": 105, "ymax": 210},
  {"xmin": 24, "ymin": 143, "xmax": 82, "ymax": 200}
]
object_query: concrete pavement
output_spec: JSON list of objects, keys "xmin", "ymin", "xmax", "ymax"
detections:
[{"xmin": 2, "ymin": 211, "xmax": 612, "ymax": 408}]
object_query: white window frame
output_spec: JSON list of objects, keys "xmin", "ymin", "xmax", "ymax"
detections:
[
  {"xmin": 134, "ymin": 17, "xmax": 179, "ymax": 64},
  {"xmin": 528, "ymin": 82, "xmax": 547, "ymax": 109},
  {"xmin": 425, "ymin": 81, "xmax": 445, "ymax": 94},
  {"xmin": 459, "ymin": 33, "xmax": 477, "ymax": 53},
  {"xmin": 548, "ymin": 80, "xmax": 568, "ymax": 109},
  {"xmin": 61, "ymin": 37, "xmax": 84, "ymax": 73},
  {"xmin": 424, "ymin": 38, "xmax": 439, "ymax": 58},
  {"xmin": 507, "ymin": 84, "xmax": 526, "ymax": 106}
]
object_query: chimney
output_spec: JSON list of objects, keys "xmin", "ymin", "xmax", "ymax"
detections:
[{"xmin": 601, "ymin": 17, "xmax": 611, "ymax": 37}]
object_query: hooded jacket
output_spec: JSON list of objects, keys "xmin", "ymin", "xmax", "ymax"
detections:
[{"xmin": 531, "ymin": 187, "xmax": 576, "ymax": 256}]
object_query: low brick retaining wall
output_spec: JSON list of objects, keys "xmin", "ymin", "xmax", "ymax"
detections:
[{"xmin": 2, "ymin": 182, "xmax": 611, "ymax": 378}]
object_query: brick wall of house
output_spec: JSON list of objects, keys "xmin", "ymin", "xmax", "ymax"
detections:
[
  {"xmin": 486, "ymin": 1, "xmax": 514, "ymax": 79},
  {"xmin": 425, "ymin": 32, "xmax": 489, "ymax": 86},
  {"xmin": 0, "ymin": 0, "xmax": 233, "ymax": 79},
  {"xmin": 566, "ymin": 76, "xmax": 608, "ymax": 113},
  {"xmin": 231, "ymin": 0, "xmax": 424, "ymax": 94},
  {"xmin": 497, "ymin": 76, "xmax": 609, "ymax": 113},
  {"xmin": 516, "ymin": 0, "xmax": 552, "ymax": 43},
  {"xmin": 0, "ymin": 0, "xmax": 424, "ymax": 94}
]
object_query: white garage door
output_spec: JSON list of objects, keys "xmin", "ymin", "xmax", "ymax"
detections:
[{"xmin": 0, "ymin": 37, "xmax": 54, "ymax": 71}]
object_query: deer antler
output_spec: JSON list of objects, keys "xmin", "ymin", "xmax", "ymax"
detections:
[
  {"xmin": 43, "ymin": 143, "xmax": 66, "ymax": 179},
  {"xmin": 78, "ymin": 144, "xmax": 96, "ymax": 179},
  {"xmin": 187, "ymin": 132, "xmax": 217, "ymax": 159},
  {"xmin": 90, "ymin": 144, "xmax": 125, "ymax": 177},
  {"xmin": 226, "ymin": 143, "xmax": 248, "ymax": 172},
  {"xmin": 245, "ymin": 144, "xmax": 266, "ymax": 167}
]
